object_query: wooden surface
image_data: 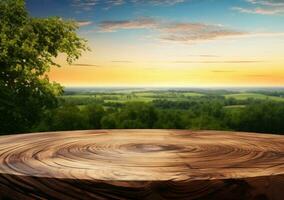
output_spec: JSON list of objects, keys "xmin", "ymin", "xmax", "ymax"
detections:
[{"xmin": 0, "ymin": 130, "xmax": 283, "ymax": 199}]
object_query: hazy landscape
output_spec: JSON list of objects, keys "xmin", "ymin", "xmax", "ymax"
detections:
[{"xmin": 30, "ymin": 87, "xmax": 284, "ymax": 134}]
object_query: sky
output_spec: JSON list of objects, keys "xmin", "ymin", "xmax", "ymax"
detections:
[{"xmin": 26, "ymin": 0, "xmax": 284, "ymax": 87}]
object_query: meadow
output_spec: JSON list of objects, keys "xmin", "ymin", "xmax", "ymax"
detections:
[
  {"xmin": 59, "ymin": 89, "xmax": 284, "ymax": 112},
  {"xmin": 61, "ymin": 88, "xmax": 284, "ymax": 104}
]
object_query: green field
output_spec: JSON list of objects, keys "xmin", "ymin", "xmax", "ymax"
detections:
[
  {"xmin": 224, "ymin": 93, "xmax": 284, "ymax": 102},
  {"xmin": 61, "ymin": 91, "xmax": 284, "ymax": 105},
  {"xmin": 61, "ymin": 91, "xmax": 207, "ymax": 104}
]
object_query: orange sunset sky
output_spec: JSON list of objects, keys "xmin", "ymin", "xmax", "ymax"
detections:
[{"xmin": 27, "ymin": 0, "xmax": 284, "ymax": 87}]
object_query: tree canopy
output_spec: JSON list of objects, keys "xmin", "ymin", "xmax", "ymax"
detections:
[{"xmin": 0, "ymin": 0, "xmax": 88, "ymax": 133}]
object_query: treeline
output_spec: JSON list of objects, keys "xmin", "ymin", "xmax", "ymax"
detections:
[{"xmin": 34, "ymin": 99, "xmax": 284, "ymax": 134}]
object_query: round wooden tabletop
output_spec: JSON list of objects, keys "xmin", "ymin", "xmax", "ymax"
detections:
[{"xmin": 0, "ymin": 130, "xmax": 283, "ymax": 199}]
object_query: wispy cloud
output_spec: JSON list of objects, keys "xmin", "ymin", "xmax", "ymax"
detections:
[
  {"xmin": 246, "ymin": 74, "xmax": 270, "ymax": 77},
  {"xmin": 70, "ymin": 63, "xmax": 99, "ymax": 67},
  {"xmin": 99, "ymin": 18, "xmax": 284, "ymax": 44},
  {"xmin": 72, "ymin": 0, "xmax": 99, "ymax": 10},
  {"xmin": 247, "ymin": 0, "xmax": 284, "ymax": 7},
  {"xmin": 159, "ymin": 23, "xmax": 246, "ymax": 43},
  {"xmin": 233, "ymin": 0, "xmax": 284, "ymax": 15},
  {"xmin": 72, "ymin": 0, "xmax": 186, "ymax": 10},
  {"xmin": 169, "ymin": 60, "xmax": 263, "ymax": 64},
  {"xmin": 112, "ymin": 60, "xmax": 133, "ymax": 63},
  {"xmin": 99, "ymin": 19, "xmax": 158, "ymax": 32},
  {"xmin": 211, "ymin": 70, "xmax": 236, "ymax": 73},
  {"xmin": 188, "ymin": 54, "xmax": 220, "ymax": 58},
  {"xmin": 131, "ymin": 0, "xmax": 187, "ymax": 6},
  {"xmin": 109, "ymin": 60, "xmax": 263, "ymax": 64},
  {"xmin": 99, "ymin": 18, "xmax": 246, "ymax": 43},
  {"xmin": 76, "ymin": 21, "xmax": 93, "ymax": 27}
]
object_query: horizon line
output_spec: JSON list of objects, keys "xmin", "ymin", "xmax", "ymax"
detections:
[{"xmin": 63, "ymin": 85, "xmax": 284, "ymax": 89}]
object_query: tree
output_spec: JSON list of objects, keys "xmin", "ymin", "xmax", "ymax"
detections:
[
  {"xmin": 237, "ymin": 102, "xmax": 284, "ymax": 134},
  {"xmin": 116, "ymin": 102, "xmax": 158, "ymax": 128},
  {"xmin": 154, "ymin": 110, "xmax": 185, "ymax": 129},
  {"xmin": 0, "ymin": 0, "xmax": 88, "ymax": 134},
  {"xmin": 101, "ymin": 114, "xmax": 117, "ymax": 129},
  {"xmin": 84, "ymin": 104, "xmax": 105, "ymax": 129},
  {"xmin": 50, "ymin": 106, "xmax": 88, "ymax": 131}
]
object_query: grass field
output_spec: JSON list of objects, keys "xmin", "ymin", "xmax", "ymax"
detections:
[
  {"xmin": 224, "ymin": 93, "xmax": 284, "ymax": 102},
  {"xmin": 61, "ymin": 91, "xmax": 207, "ymax": 104},
  {"xmin": 62, "ymin": 91, "xmax": 284, "ymax": 105}
]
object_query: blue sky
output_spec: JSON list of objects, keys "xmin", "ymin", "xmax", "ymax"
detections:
[
  {"xmin": 25, "ymin": 0, "xmax": 284, "ymax": 86},
  {"xmin": 26, "ymin": 0, "xmax": 284, "ymax": 30}
]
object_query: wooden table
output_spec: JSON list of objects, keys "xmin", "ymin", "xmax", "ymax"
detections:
[{"xmin": 0, "ymin": 130, "xmax": 283, "ymax": 199}]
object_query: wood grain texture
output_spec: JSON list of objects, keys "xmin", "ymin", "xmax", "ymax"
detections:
[{"xmin": 0, "ymin": 130, "xmax": 283, "ymax": 200}]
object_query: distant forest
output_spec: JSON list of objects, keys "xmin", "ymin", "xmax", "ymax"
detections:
[{"xmin": 28, "ymin": 89, "xmax": 284, "ymax": 135}]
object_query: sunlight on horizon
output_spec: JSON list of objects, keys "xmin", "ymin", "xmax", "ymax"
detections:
[{"xmin": 26, "ymin": 0, "xmax": 284, "ymax": 87}]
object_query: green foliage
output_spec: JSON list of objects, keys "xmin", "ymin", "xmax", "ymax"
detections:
[
  {"xmin": 154, "ymin": 110, "xmax": 185, "ymax": 129},
  {"xmin": 117, "ymin": 102, "xmax": 157, "ymax": 128},
  {"xmin": 0, "ymin": 0, "xmax": 87, "ymax": 134},
  {"xmin": 237, "ymin": 102, "xmax": 284, "ymax": 134},
  {"xmin": 101, "ymin": 114, "xmax": 117, "ymax": 129},
  {"xmin": 83, "ymin": 104, "xmax": 105, "ymax": 129},
  {"xmin": 32, "ymin": 97, "xmax": 284, "ymax": 135},
  {"xmin": 48, "ymin": 106, "xmax": 88, "ymax": 131}
]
